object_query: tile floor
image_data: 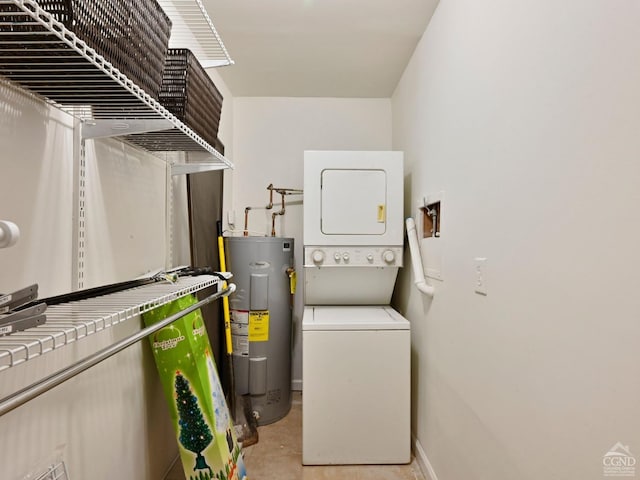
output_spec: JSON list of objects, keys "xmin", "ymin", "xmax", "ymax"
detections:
[{"xmin": 166, "ymin": 392, "xmax": 425, "ymax": 480}]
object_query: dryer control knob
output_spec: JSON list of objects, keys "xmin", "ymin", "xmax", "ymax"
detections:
[
  {"xmin": 312, "ymin": 250, "xmax": 325, "ymax": 264},
  {"xmin": 334, "ymin": 252, "xmax": 342, "ymax": 262},
  {"xmin": 366, "ymin": 254, "xmax": 374, "ymax": 263},
  {"xmin": 382, "ymin": 250, "xmax": 396, "ymax": 264},
  {"xmin": 342, "ymin": 253, "xmax": 350, "ymax": 262}
]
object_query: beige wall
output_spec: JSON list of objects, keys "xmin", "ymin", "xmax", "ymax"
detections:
[{"xmin": 392, "ymin": 1, "xmax": 640, "ymax": 479}]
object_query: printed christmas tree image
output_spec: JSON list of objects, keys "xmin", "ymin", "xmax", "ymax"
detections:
[
  {"xmin": 175, "ymin": 371, "xmax": 214, "ymax": 474},
  {"xmin": 144, "ymin": 296, "xmax": 247, "ymax": 480}
]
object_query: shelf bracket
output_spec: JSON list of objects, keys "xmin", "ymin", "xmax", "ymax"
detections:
[
  {"xmin": 81, "ymin": 119, "xmax": 174, "ymax": 140},
  {"xmin": 171, "ymin": 163, "xmax": 229, "ymax": 176},
  {"xmin": 171, "ymin": 151, "xmax": 229, "ymax": 175}
]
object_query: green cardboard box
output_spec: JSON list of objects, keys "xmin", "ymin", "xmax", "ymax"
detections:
[{"xmin": 144, "ymin": 294, "xmax": 247, "ymax": 480}]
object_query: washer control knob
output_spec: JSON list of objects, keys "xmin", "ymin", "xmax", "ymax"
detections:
[
  {"xmin": 366, "ymin": 254, "xmax": 374, "ymax": 263},
  {"xmin": 312, "ymin": 250, "xmax": 325, "ymax": 264},
  {"xmin": 342, "ymin": 253, "xmax": 350, "ymax": 262},
  {"xmin": 334, "ymin": 252, "xmax": 342, "ymax": 262},
  {"xmin": 382, "ymin": 250, "xmax": 396, "ymax": 264}
]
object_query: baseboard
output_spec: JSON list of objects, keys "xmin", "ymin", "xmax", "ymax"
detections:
[
  {"xmin": 413, "ymin": 435, "xmax": 439, "ymax": 480},
  {"xmin": 291, "ymin": 378, "xmax": 303, "ymax": 391}
]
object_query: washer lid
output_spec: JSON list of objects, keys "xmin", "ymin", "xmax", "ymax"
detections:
[{"xmin": 302, "ymin": 306, "xmax": 409, "ymax": 331}]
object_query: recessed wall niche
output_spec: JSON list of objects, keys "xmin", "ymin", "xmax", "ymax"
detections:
[{"xmin": 421, "ymin": 200, "xmax": 440, "ymax": 238}]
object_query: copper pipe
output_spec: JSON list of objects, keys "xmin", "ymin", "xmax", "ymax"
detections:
[
  {"xmin": 243, "ymin": 207, "xmax": 251, "ymax": 236},
  {"xmin": 266, "ymin": 183, "xmax": 275, "ymax": 209},
  {"xmin": 274, "ymin": 188, "xmax": 303, "ymax": 196},
  {"xmin": 271, "ymin": 192, "xmax": 286, "ymax": 236},
  {"xmin": 244, "ymin": 184, "xmax": 303, "ymax": 237},
  {"xmin": 267, "ymin": 184, "xmax": 303, "ymax": 201}
]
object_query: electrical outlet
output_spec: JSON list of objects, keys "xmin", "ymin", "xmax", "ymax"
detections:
[{"xmin": 474, "ymin": 257, "xmax": 487, "ymax": 295}]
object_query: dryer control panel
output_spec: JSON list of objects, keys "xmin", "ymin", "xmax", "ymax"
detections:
[{"xmin": 304, "ymin": 246, "xmax": 403, "ymax": 268}]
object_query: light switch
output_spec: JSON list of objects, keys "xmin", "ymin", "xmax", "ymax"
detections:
[{"xmin": 474, "ymin": 257, "xmax": 487, "ymax": 295}]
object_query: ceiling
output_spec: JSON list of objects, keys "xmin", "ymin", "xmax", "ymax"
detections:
[{"xmin": 203, "ymin": 0, "xmax": 440, "ymax": 98}]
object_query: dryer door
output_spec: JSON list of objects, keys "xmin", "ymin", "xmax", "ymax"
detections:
[{"xmin": 321, "ymin": 169, "xmax": 386, "ymax": 235}]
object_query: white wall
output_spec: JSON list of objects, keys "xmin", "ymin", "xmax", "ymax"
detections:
[
  {"xmin": 83, "ymin": 139, "xmax": 169, "ymax": 288},
  {"xmin": 0, "ymin": 82, "xmax": 183, "ymax": 295},
  {"xmin": 0, "ymin": 317, "xmax": 176, "ymax": 480},
  {"xmin": 0, "ymin": 82, "xmax": 75, "ymax": 296},
  {"xmin": 0, "ymin": 82, "xmax": 193, "ymax": 479},
  {"xmin": 392, "ymin": 1, "xmax": 640, "ymax": 479},
  {"xmin": 225, "ymin": 97, "xmax": 392, "ymax": 388}
]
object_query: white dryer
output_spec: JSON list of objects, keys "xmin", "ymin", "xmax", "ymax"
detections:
[
  {"xmin": 302, "ymin": 150, "xmax": 411, "ymax": 465},
  {"xmin": 303, "ymin": 150, "xmax": 404, "ymax": 305}
]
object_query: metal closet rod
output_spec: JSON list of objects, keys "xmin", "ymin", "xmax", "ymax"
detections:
[{"xmin": 0, "ymin": 283, "xmax": 236, "ymax": 418}]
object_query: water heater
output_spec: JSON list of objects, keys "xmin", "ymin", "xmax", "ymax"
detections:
[{"xmin": 225, "ymin": 236, "xmax": 294, "ymax": 425}]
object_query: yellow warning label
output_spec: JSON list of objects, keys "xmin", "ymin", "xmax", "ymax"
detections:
[
  {"xmin": 249, "ymin": 310, "xmax": 270, "ymax": 342},
  {"xmin": 377, "ymin": 204, "xmax": 386, "ymax": 223}
]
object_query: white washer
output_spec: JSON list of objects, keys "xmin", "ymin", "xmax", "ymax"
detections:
[{"xmin": 302, "ymin": 305, "xmax": 411, "ymax": 465}]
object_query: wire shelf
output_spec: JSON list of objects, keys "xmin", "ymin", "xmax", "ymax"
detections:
[
  {"xmin": 0, "ymin": 0, "xmax": 233, "ymax": 167},
  {"xmin": 0, "ymin": 275, "xmax": 218, "ymax": 371},
  {"xmin": 158, "ymin": 0, "xmax": 233, "ymax": 68},
  {"xmin": 34, "ymin": 461, "xmax": 69, "ymax": 480}
]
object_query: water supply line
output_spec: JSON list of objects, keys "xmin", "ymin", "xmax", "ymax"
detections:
[
  {"xmin": 242, "ymin": 184, "xmax": 273, "ymax": 236},
  {"xmin": 270, "ymin": 186, "xmax": 303, "ymax": 236},
  {"xmin": 271, "ymin": 191, "xmax": 286, "ymax": 236},
  {"xmin": 243, "ymin": 184, "xmax": 303, "ymax": 237},
  {"xmin": 243, "ymin": 207, "xmax": 258, "ymax": 236},
  {"xmin": 266, "ymin": 183, "xmax": 276, "ymax": 209},
  {"xmin": 405, "ymin": 217, "xmax": 435, "ymax": 298},
  {"xmin": 425, "ymin": 206, "xmax": 438, "ymax": 237}
]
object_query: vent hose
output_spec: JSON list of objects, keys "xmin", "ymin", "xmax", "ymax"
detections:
[{"xmin": 405, "ymin": 217, "xmax": 435, "ymax": 298}]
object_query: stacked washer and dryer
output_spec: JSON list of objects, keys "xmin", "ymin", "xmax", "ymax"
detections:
[{"xmin": 302, "ymin": 150, "xmax": 411, "ymax": 465}]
